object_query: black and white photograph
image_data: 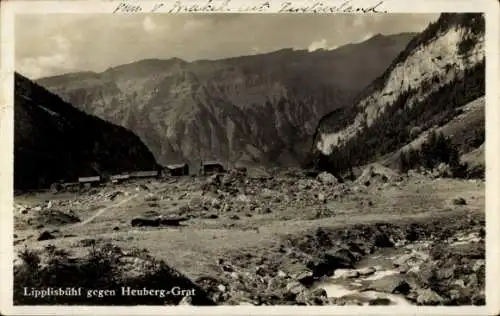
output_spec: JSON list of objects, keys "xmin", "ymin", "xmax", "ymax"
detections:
[{"xmin": 1, "ymin": 0, "xmax": 499, "ymax": 312}]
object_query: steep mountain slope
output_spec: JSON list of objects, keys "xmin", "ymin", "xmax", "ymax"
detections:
[
  {"xmin": 36, "ymin": 33, "xmax": 415, "ymax": 169},
  {"xmin": 14, "ymin": 73, "xmax": 158, "ymax": 190},
  {"xmin": 312, "ymin": 13, "xmax": 485, "ymax": 175},
  {"xmin": 381, "ymin": 97, "xmax": 484, "ymax": 169}
]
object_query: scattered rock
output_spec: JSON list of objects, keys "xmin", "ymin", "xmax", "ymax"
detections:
[
  {"xmin": 108, "ymin": 191, "xmax": 122, "ymax": 201},
  {"xmin": 277, "ymin": 270, "xmax": 288, "ymax": 278},
  {"xmin": 217, "ymin": 284, "xmax": 227, "ymax": 293},
  {"xmin": 259, "ymin": 207, "xmax": 272, "ymax": 214},
  {"xmin": 333, "ymin": 269, "xmax": 359, "ymax": 279},
  {"xmin": 311, "ymin": 288, "xmax": 327, "ymax": 298},
  {"xmin": 472, "ymin": 259, "xmax": 485, "ymax": 272},
  {"xmin": 159, "ymin": 217, "xmax": 188, "ymax": 227},
  {"xmin": 479, "ymin": 227, "xmax": 485, "ymax": 238},
  {"xmin": 317, "ymin": 172, "xmax": 338, "ymax": 185},
  {"xmin": 236, "ymin": 194, "xmax": 251, "ymax": 203},
  {"xmin": 357, "ymin": 266, "xmax": 376, "ymax": 276},
  {"xmin": 393, "ymin": 252, "xmax": 428, "ymax": 268},
  {"xmin": 78, "ymin": 238, "xmax": 97, "ymax": 247},
  {"xmin": 261, "ymin": 188, "xmax": 276, "ymax": 198},
  {"xmin": 368, "ymin": 275, "xmax": 411, "ymax": 295},
  {"xmin": 30, "ymin": 209, "xmax": 81, "ymax": 227},
  {"xmin": 283, "ymin": 263, "xmax": 314, "ymax": 283},
  {"xmin": 286, "ymin": 281, "xmax": 306, "ymax": 295},
  {"xmin": 113, "ymin": 226, "xmax": 120, "ymax": 231},
  {"xmin": 415, "ymin": 289, "xmax": 445, "ymax": 305},
  {"xmin": 211, "ymin": 198, "xmax": 222, "ymax": 209},
  {"xmin": 179, "ymin": 296, "xmax": 193, "ymax": 305},
  {"xmin": 356, "ymin": 163, "xmax": 401, "ymax": 185},
  {"xmin": 307, "ymin": 249, "xmax": 354, "ymax": 276},
  {"xmin": 373, "ymin": 232, "xmax": 394, "ymax": 248},
  {"xmin": 37, "ymin": 231, "xmax": 55, "ymax": 241},
  {"xmin": 144, "ymin": 194, "xmax": 159, "ymax": 202},
  {"xmin": 369, "ymin": 298, "xmax": 392, "ymax": 305},
  {"xmin": 130, "ymin": 217, "xmax": 160, "ymax": 227},
  {"xmin": 207, "ymin": 174, "xmax": 222, "ymax": 186},
  {"xmin": 452, "ymin": 197, "xmax": 467, "ymax": 205}
]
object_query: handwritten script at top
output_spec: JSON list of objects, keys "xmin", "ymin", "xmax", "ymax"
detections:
[{"xmin": 112, "ymin": 0, "xmax": 387, "ymax": 14}]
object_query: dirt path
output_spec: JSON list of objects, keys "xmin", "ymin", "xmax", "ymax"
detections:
[{"xmin": 74, "ymin": 193, "xmax": 139, "ymax": 226}]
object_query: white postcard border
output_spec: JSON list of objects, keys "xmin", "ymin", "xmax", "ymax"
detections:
[{"xmin": 1, "ymin": 0, "xmax": 498, "ymax": 315}]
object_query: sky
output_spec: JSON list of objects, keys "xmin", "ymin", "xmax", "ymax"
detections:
[{"xmin": 15, "ymin": 13, "xmax": 440, "ymax": 79}]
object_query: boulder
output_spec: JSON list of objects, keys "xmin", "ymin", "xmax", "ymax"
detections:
[
  {"xmin": 277, "ymin": 270, "xmax": 288, "ymax": 278},
  {"xmin": 356, "ymin": 163, "xmax": 401, "ymax": 186},
  {"xmin": 357, "ymin": 266, "xmax": 376, "ymax": 277},
  {"xmin": 37, "ymin": 231, "xmax": 55, "ymax": 241},
  {"xmin": 317, "ymin": 172, "xmax": 338, "ymax": 185},
  {"xmin": 333, "ymin": 269, "xmax": 360, "ymax": 279},
  {"xmin": 130, "ymin": 217, "xmax": 160, "ymax": 227},
  {"xmin": 108, "ymin": 191, "xmax": 123, "ymax": 201},
  {"xmin": 284, "ymin": 263, "xmax": 314, "ymax": 284},
  {"xmin": 368, "ymin": 275, "xmax": 411, "ymax": 295},
  {"xmin": 415, "ymin": 289, "xmax": 445, "ymax": 305},
  {"xmin": 307, "ymin": 249, "xmax": 355, "ymax": 277},
  {"xmin": 372, "ymin": 232, "xmax": 394, "ymax": 248},
  {"xmin": 393, "ymin": 251, "xmax": 429, "ymax": 268},
  {"xmin": 179, "ymin": 296, "xmax": 193, "ymax": 305},
  {"xmin": 368, "ymin": 298, "xmax": 392, "ymax": 305},
  {"xmin": 452, "ymin": 197, "xmax": 467, "ymax": 205},
  {"xmin": 286, "ymin": 281, "xmax": 306, "ymax": 295}
]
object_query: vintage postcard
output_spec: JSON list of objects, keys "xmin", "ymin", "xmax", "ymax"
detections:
[{"xmin": 1, "ymin": 0, "xmax": 499, "ymax": 315}]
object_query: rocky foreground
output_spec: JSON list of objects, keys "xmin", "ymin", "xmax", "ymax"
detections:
[{"xmin": 13, "ymin": 166, "xmax": 485, "ymax": 305}]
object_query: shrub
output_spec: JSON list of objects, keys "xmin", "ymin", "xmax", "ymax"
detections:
[{"xmin": 14, "ymin": 243, "xmax": 214, "ymax": 305}]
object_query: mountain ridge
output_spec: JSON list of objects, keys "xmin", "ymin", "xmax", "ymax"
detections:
[
  {"xmin": 312, "ymin": 13, "xmax": 485, "ymax": 177},
  {"xmin": 36, "ymin": 32, "xmax": 416, "ymax": 169},
  {"xmin": 14, "ymin": 72, "xmax": 159, "ymax": 190}
]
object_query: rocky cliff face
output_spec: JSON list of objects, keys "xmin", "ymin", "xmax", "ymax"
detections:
[
  {"xmin": 313, "ymin": 13, "xmax": 485, "ymax": 174},
  {"xmin": 36, "ymin": 33, "xmax": 415, "ymax": 169},
  {"xmin": 14, "ymin": 73, "xmax": 158, "ymax": 190}
]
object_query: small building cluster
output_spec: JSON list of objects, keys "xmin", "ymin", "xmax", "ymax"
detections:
[{"xmin": 56, "ymin": 160, "xmax": 228, "ymax": 190}]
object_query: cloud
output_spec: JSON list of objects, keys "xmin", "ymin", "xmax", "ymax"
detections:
[
  {"xmin": 308, "ymin": 39, "xmax": 327, "ymax": 52},
  {"xmin": 359, "ymin": 33, "xmax": 374, "ymax": 42},
  {"xmin": 250, "ymin": 46, "xmax": 261, "ymax": 55},
  {"xmin": 307, "ymin": 38, "xmax": 339, "ymax": 52},
  {"xmin": 15, "ymin": 14, "xmax": 439, "ymax": 78},
  {"xmin": 143, "ymin": 16, "xmax": 156, "ymax": 33},
  {"xmin": 16, "ymin": 35, "xmax": 75, "ymax": 79}
]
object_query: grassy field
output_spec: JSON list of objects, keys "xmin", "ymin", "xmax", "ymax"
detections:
[{"xmin": 14, "ymin": 172, "xmax": 484, "ymax": 281}]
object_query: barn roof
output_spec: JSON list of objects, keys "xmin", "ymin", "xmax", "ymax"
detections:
[
  {"xmin": 202, "ymin": 161, "xmax": 224, "ymax": 166},
  {"xmin": 166, "ymin": 163, "xmax": 188, "ymax": 169}
]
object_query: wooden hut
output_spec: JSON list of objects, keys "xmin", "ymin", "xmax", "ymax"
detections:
[
  {"xmin": 129, "ymin": 170, "xmax": 159, "ymax": 179},
  {"xmin": 165, "ymin": 163, "xmax": 190, "ymax": 176},
  {"xmin": 201, "ymin": 161, "xmax": 225, "ymax": 175}
]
